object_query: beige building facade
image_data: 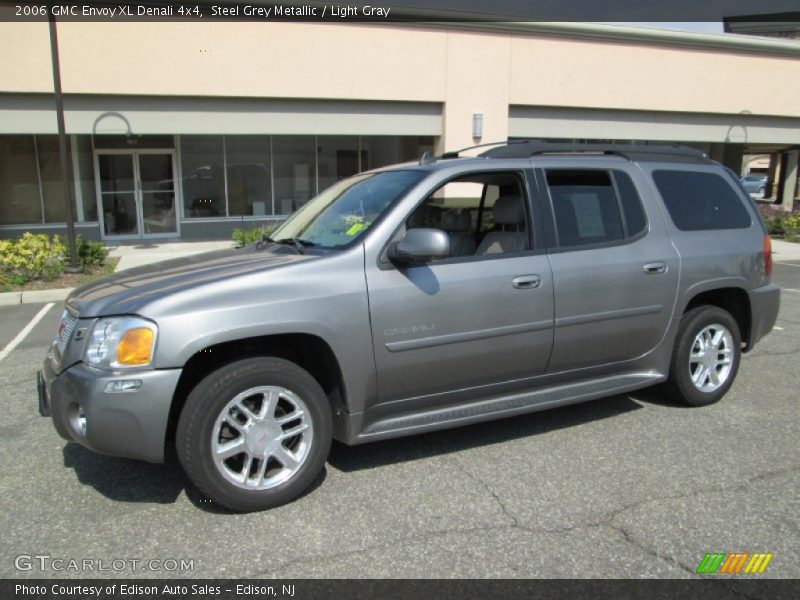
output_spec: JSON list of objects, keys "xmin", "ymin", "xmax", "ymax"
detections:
[{"xmin": 1, "ymin": 19, "xmax": 799, "ymax": 241}]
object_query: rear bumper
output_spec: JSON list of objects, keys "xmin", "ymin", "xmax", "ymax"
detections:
[
  {"xmin": 40, "ymin": 357, "xmax": 181, "ymax": 463},
  {"xmin": 748, "ymin": 283, "xmax": 781, "ymax": 350}
]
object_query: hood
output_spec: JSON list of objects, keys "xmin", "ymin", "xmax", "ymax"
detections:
[{"xmin": 67, "ymin": 245, "xmax": 318, "ymax": 317}]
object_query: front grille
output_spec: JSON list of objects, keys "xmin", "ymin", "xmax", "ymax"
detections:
[{"xmin": 56, "ymin": 311, "xmax": 78, "ymax": 355}]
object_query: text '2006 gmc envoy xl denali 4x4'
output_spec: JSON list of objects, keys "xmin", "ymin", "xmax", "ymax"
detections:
[{"xmin": 39, "ymin": 141, "xmax": 780, "ymax": 511}]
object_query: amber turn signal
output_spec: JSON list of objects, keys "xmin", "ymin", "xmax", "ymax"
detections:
[{"xmin": 116, "ymin": 328, "xmax": 155, "ymax": 366}]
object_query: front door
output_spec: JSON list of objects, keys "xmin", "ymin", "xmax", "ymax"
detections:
[
  {"xmin": 96, "ymin": 151, "xmax": 179, "ymax": 239},
  {"xmin": 364, "ymin": 169, "xmax": 555, "ymax": 414}
]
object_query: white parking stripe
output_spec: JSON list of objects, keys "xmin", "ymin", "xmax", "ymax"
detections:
[
  {"xmin": 784, "ymin": 288, "xmax": 800, "ymax": 293},
  {"xmin": 0, "ymin": 303, "xmax": 54, "ymax": 364},
  {"xmin": 773, "ymin": 326, "xmax": 784, "ymax": 331}
]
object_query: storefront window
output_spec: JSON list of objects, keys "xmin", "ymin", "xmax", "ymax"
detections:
[
  {"xmin": 317, "ymin": 136, "xmax": 360, "ymax": 194},
  {"xmin": 38, "ymin": 136, "xmax": 75, "ymax": 223},
  {"xmin": 359, "ymin": 136, "xmax": 435, "ymax": 171},
  {"xmin": 180, "ymin": 136, "xmax": 226, "ymax": 218},
  {"xmin": 74, "ymin": 135, "xmax": 98, "ymax": 221},
  {"xmin": 0, "ymin": 136, "xmax": 41, "ymax": 225},
  {"xmin": 272, "ymin": 136, "xmax": 316, "ymax": 214},
  {"xmin": 361, "ymin": 136, "xmax": 402, "ymax": 171},
  {"xmin": 226, "ymin": 136, "xmax": 271, "ymax": 216}
]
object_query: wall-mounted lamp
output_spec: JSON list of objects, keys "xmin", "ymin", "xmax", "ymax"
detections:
[{"xmin": 472, "ymin": 112, "xmax": 483, "ymax": 140}]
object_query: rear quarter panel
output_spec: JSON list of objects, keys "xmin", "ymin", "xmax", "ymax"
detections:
[{"xmin": 635, "ymin": 162, "xmax": 767, "ymax": 315}]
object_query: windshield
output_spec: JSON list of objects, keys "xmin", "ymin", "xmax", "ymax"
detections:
[{"xmin": 269, "ymin": 170, "xmax": 424, "ymax": 249}]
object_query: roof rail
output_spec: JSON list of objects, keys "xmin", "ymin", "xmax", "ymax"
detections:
[
  {"xmin": 440, "ymin": 139, "xmax": 536, "ymax": 159},
  {"xmin": 480, "ymin": 140, "xmax": 711, "ymax": 164}
]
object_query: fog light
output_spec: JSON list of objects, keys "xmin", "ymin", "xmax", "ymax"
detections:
[
  {"xmin": 105, "ymin": 379, "xmax": 143, "ymax": 393},
  {"xmin": 77, "ymin": 407, "xmax": 87, "ymax": 435},
  {"xmin": 68, "ymin": 403, "xmax": 87, "ymax": 437}
]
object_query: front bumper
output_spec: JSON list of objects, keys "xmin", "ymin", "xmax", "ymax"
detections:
[
  {"xmin": 747, "ymin": 283, "xmax": 781, "ymax": 350},
  {"xmin": 40, "ymin": 356, "xmax": 182, "ymax": 463}
]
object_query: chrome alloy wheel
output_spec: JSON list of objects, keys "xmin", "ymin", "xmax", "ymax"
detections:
[
  {"xmin": 688, "ymin": 324, "xmax": 734, "ymax": 393},
  {"xmin": 211, "ymin": 386, "xmax": 313, "ymax": 490}
]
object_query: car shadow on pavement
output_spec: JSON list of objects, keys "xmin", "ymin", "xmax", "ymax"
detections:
[
  {"xmin": 62, "ymin": 443, "xmax": 186, "ymax": 504},
  {"xmin": 61, "ymin": 442, "xmax": 329, "ymax": 513},
  {"xmin": 328, "ymin": 393, "xmax": 648, "ymax": 472}
]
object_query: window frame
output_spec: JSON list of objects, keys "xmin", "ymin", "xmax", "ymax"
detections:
[
  {"xmin": 378, "ymin": 168, "xmax": 544, "ymax": 269},
  {"xmin": 537, "ymin": 167, "xmax": 649, "ymax": 253}
]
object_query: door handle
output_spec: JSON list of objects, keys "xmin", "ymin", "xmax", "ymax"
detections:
[
  {"xmin": 512, "ymin": 275, "xmax": 542, "ymax": 289},
  {"xmin": 643, "ymin": 261, "xmax": 667, "ymax": 274}
]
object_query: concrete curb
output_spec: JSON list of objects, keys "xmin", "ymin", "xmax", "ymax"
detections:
[{"xmin": 0, "ymin": 288, "xmax": 72, "ymax": 306}]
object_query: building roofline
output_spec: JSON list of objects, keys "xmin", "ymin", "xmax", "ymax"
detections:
[{"xmin": 407, "ymin": 20, "xmax": 800, "ymax": 58}]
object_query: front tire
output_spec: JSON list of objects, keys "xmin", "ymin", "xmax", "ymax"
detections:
[
  {"xmin": 664, "ymin": 306, "xmax": 741, "ymax": 407},
  {"xmin": 176, "ymin": 357, "xmax": 332, "ymax": 512}
]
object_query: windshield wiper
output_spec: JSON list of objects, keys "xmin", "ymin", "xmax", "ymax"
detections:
[{"xmin": 262, "ymin": 237, "xmax": 317, "ymax": 254}]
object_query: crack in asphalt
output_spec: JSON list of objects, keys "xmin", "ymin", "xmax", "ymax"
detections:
[
  {"xmin": 248, "ymin": 463, "xmax": 798, "ymax": 578},
  {"xmin": 451, "ymin": 456, "xmax": 520, "ymax": 528},
  {"xmin": 597, "ymin": 522, "xmax": 696, "ymax": 575},
  {"xmin": 245, "ymin": 524, "xmax": 508, "ymax": 577}
]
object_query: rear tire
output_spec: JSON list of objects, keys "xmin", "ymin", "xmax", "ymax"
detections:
[
  {"xmin": 664, "ymin": 306, "xmax": 741, "ymax": 407},
  {"xmin": 176, "ymin": 357, "xmax": 332, "ymax": 512}
]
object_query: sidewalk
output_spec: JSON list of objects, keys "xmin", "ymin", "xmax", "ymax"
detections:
[
  {"xmin": 108, "ymin": 240, "xmax": 235, "ymax": 271},
  {"xmin": 772, "ymin": 238, "xmax": 800, "ymax": 263}
]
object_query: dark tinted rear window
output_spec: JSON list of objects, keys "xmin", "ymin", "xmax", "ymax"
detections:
[{"xmin": 652, "ymin": 170, "xmax": 751, "ymax": 231}]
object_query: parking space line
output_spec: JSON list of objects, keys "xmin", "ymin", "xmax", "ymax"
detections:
[
  {"xmin": 784, "ymin": 288, "xmax": 800, "ymax": 293},
  {"xmin": 0, "ymin": 303, "xmax": 54, "ymax": 364}
]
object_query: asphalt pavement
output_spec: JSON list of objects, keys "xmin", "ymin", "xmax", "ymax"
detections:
[{"xmin": 0, "ymin": 263, "xmax": 798, "ymax": 580}]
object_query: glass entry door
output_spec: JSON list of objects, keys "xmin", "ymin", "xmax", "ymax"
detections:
[{"xmin": 96, "ymin": 151, "xmax": 179, "ymax": 239}]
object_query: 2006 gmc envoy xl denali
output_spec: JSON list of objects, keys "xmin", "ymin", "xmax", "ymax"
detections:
[{"xmin": 39, "ymin": 141, "xmax": 780, "ymax": 511}]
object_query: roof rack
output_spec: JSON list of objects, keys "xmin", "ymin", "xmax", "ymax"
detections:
[
  {"xmin": 439, "ymin": 139, "xmax": 532, "ymax": 159},
  {"xmin": 480, "ymin": 140, "xmax": 711, "ymax": 164}
]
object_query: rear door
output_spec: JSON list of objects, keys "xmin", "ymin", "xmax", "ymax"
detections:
[{"xmin": 536, "ymin": 161, "xmax": 679, "ymax": 372}]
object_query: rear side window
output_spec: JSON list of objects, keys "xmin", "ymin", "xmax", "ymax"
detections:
[
  {"xmin": 546, "ymin": 169, "xmax": 648, "ymax": 248},
  {"xmin": 652, "ymin": 170, "xmax": 751, "ymax": 231},
  {"xmin": 613, "ymin": 171, "xmax": 647, "ymax": 237}
]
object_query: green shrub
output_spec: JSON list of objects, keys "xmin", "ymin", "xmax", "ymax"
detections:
[
  {"xmin": 762, "ymin": 215, "xmax": 783, "ymax": 235},
  {"xmin": 0, "ymin": 233, "xmax": 66, "ymax": 280},
  {"xmin": 232, "ymin": 224, "xmax": 278, "ymax": 246},
  {"xmin": 783, "ymin": 215, "xmax": 800, "ymax": 243},
  {"xmin": 76, "ymin": 236, "xmax": 109, "ymax": 271},
  {"xmin": 757, "ymin": 203, "xmax": 800, "ymax": 236}
]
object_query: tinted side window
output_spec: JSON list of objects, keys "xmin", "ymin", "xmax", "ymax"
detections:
[
  {"xmin": 613, "ymin": 171, "xmax": 647, "ymax": 237},
  {"xmin": 546, "ymin": 170, "xmax": 624, "ymax": 247},
  {"xmin": 652, "ymin": 170, "xmax": 751, "ymax": 231}
]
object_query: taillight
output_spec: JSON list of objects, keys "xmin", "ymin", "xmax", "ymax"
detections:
[{"xmin": 763, "ymin": 234, "xmax": 772, "ymax": 277}]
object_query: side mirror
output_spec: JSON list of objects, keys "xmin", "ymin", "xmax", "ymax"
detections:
[{"xmin": 389, "ymin": 228, "xmax": 450, "ymax": 265}]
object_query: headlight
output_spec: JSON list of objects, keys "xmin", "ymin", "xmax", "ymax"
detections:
[{"xmin": 85, "ymin": 316, "xmax": 158, "ymax": 369}]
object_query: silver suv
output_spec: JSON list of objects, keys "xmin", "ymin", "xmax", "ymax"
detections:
[{"xmin": 39, "ymin": 141, "xmax": 780, "ymax": 511}]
